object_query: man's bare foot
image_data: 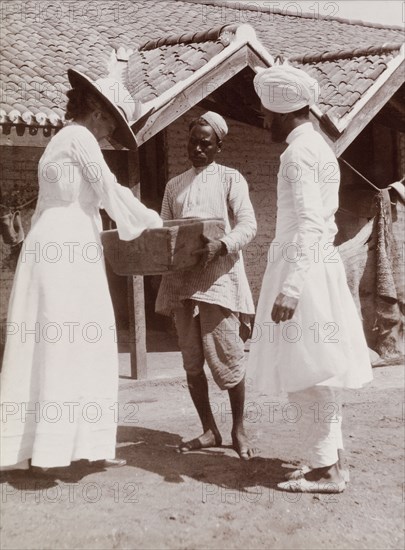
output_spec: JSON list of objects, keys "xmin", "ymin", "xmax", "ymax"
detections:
[
  {"xmin": 178, "ymin": 429, "xmax": 222, "ymax": 453},
  {"xmin": 231, "ymin": 429, "xmax": 260, "ymax": 460}
]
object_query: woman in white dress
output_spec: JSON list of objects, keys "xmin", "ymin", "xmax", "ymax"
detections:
[{"xmin": 0, "ymin": 69, "xmax": 162, "ymax": 471}]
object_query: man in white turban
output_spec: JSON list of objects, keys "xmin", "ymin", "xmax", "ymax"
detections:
[
  {"xmin": 254, "ymin": 64, "xmax": 320, "ymax": 114},
  {"xmin": 248, "ymin": 64, "xmax": 372, "ymax": 493},
  {"xmin": 156, "ymin": 112, "xmax": 259, "ymax": 460}
]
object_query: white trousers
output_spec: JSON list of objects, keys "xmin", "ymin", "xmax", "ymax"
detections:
[{"xmin": 287, "ymin": 386, "xmax": 343, "ymax": 469}]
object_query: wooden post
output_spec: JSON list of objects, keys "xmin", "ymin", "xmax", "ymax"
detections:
[
  {"xmin": 127, "ymin": 275, "xmax": 147, "ymax": 379},
  {"xmin": 127, "ymin": 151, "xmax": 147, "ymax": 379}
]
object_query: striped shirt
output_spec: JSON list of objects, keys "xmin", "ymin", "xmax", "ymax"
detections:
[{"xmin": 155, "ymin": 162, "xmax": 256, "ymax": 315}]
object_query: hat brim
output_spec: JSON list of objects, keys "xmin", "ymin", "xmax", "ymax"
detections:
[
  {"xmin": 130, "ymin": 106, "xmax": 156, "ymax": 134},
  {"xmin": 67, "ymin": 69, "xmax": 138, "ymax": 151}
]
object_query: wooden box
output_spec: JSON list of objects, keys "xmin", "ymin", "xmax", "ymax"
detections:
[{"xmin": 101, "ymin": 218, "xmax": 225, "ymax": 276}]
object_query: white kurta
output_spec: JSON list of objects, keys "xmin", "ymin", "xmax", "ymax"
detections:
[
  {"xmin": 155, "ymin": 162, "xmax": 256, "ymax": 316},
  {"xmin": 247, "ymin": 123, "xmax": 372, "ymax": 395},
  {"xmin": 0, "ymin": 124, "xmax": 162, "ymax": 468}
]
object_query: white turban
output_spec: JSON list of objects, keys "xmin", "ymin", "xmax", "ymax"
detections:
[
  {"xmin": 254, "ymin": 65, "xmax": 320, "ymax": 113},
  {"xmin": 200, "ymin": 111, "xmax": 228, "ymax": 141}
]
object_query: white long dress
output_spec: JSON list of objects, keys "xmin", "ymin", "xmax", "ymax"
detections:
[
  {"xmin": 247, "ymin": 123, "xmax": 372, "ymax": 395},
  {"xmin": 0, "ymin": 124, "xmax": 162, "ymax": 469}
]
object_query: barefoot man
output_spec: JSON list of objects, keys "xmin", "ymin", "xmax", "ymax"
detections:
[
  {"xmin": 156, "ymin": 112, "xmax": 258, "ymax": 459},
  {"xmin": 249, "ymin": 64, "xmax": 372, "ymax": 492}
]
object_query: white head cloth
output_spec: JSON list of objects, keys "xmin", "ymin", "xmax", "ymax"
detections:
[
  {"xmin": 254, "ymin": 64, "xmax": 320, "ymax": 113},
  {"xmin": 200, "ymin": 111, "xmax": 228, "ymax": 141}
]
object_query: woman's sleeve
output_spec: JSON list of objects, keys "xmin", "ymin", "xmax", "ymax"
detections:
[
  {"xmin": 72, "ymin": 131, "xmax": 163, "ymax": 240},
  {"xmin": 281, "ymin": 147, "xmax": 325, "ymax": 299}
]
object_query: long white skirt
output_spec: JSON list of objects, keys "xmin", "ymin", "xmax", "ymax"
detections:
[
  {"xmin": 247, "ymin": 246, "xmax": 373, "ymax": 395},
  {"xmin": 0, "ymin": 205, "xmax": 119, "ymax": 468}
]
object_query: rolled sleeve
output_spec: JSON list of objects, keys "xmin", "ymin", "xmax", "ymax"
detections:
[{"xmin": 220, "ymin": 172, "xmax": 257, "ymax": 253}]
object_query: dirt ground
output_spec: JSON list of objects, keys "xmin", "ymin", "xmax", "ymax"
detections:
[{"xmin": 1, "ymin": 364, "xmax": 404, "ymax": 550}]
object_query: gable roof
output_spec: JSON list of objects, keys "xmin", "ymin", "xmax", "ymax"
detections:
[
  {"xmin": 127, "ymin": 23, "xmax": 275, "ymax": 142},
  {"xmin": 1, "ymin": 0, "xmax": 404, "ymax": 153}
]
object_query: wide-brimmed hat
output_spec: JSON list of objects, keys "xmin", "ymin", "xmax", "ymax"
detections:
[{"xmin": 67, "ymin": 68, "xmax": 140, "ymax": 150}]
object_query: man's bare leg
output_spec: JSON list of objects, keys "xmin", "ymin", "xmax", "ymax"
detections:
[
  {"xmin": 228, "ymin": 378, "xmax": 259, "ymax": 460},
  {"xmin": 179, "ymin": 372, "xmax": 222, "ymax": 452}
]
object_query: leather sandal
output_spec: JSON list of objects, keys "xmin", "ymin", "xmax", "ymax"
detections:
[
  {"xmin": 278, "ymin": 477, "xmax": 346, "ymax": 493},
  {"xmin": 285, "ymin": 466, "xmax": 350, "ymax": 483}
]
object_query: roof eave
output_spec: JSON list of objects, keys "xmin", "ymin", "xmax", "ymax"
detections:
[
  {"xmin": 133, "ymin": 25, "xmax": 262, "ymax": 145},
  {"xmin": 333, "ymin": 45, "xmax": 405, "ymax": 156}
]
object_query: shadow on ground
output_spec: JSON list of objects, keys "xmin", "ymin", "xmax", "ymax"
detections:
[
  {"xmin": 116, "ymin": 425, "xmax": 286, "ymax": 492},
  {"xmin": 0, "ymin": 459, "xmax": 112, "ymax": 489}
]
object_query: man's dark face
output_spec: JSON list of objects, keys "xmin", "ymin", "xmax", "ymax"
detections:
[
  {"xmin": 188, "ymin": 124, "xmax": 220, "ymax": 168},
  {"xmin": 262, "ymin": 107, "xmax": 289, "ymax": 143}
]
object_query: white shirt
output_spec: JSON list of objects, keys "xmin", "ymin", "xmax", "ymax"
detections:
[
  {"xmin": 276, "ymin": 122, "xmax": 340, "ymax": 299},
  {"xmin": 156, "ymin": 162, "xmax": 256, "ymax": 315}
]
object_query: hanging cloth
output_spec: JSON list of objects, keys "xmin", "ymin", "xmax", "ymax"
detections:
[
  {"xmin": 0, "ymin": 209, "xmax": 24, "ymax": 246},
  {"xmin": 0, "ymin": 196, "xmax": 37, "ymax": 246}
]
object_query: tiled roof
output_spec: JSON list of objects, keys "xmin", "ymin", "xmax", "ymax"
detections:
[
  {"xmin": 290, "ymin": 45, "xmax": 402, "ymax": 121},
  {"xmin": 129, "ymin": 30, "xmax": 403, "ymax": 130},
  {"xmin": 1, "ymin": 0, "xmax": 404, "ymax": 132},
  {"xmin": 127, "ymin": 26, "xmax": 235, "ymax": 102}
]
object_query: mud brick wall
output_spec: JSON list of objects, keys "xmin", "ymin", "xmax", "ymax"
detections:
[
  {"xmin": 165, "ymin": 107, "xmax": 284, "ymax": 302},
  {"xmin": 0, "ymin": 146, "xmax": 42, "ymax": 204},
  {"xmin": 0, "ymin": 146, "xmax": 42, "ymax": 334}
]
